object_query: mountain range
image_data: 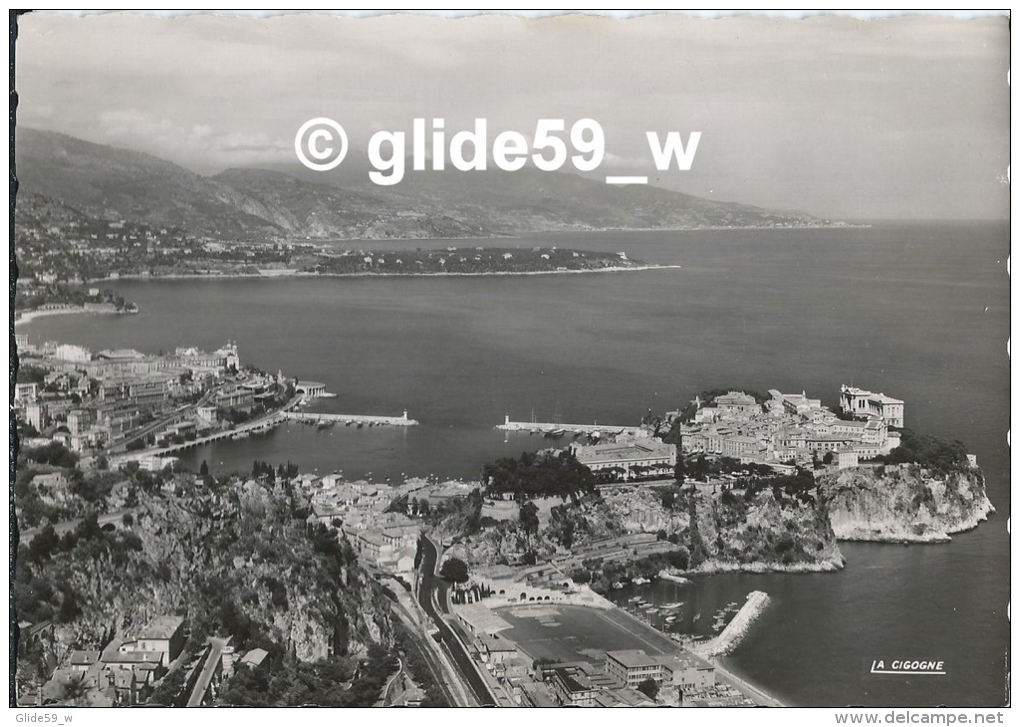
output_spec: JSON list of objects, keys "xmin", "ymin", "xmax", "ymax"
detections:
[{"xmin": 14, "ymin": 127, "xmax": 827, "ymax": 241}]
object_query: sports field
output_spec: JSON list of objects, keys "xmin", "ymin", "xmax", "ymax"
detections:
[{"xmin": 494, "ymin": 603, "xmax": 682, "ymax": 664}]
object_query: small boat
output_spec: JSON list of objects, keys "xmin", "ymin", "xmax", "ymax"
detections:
[
  {"xmin": 665, "ymin": 616, "xmax": 677, "ymax": 623},
  {"xmin": 628, "ymin": 596, "xmax": 642, "ymax": 603},
  {"xmin": 633, "ymin": 576, "xmax": 650, "ymax": 585},
  {"xmin": 693, "ymin": 612, "xmax": 701, "ymax": 622},
  {"xmin": 662, "ymin": 602, "xmax": 684, "ymax": 609},
  {"xmin": 611, "ymin": 581, "xmax": 624, "ymax": 590}
]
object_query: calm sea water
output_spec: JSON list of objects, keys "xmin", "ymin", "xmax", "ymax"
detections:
[{"xmin": 19, "ymin": 223, "xmax": 1009, "ymax": 707}]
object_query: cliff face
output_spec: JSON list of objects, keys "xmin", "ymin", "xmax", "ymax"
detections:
[
  {"xmin": 818, "ymin": 464, "xmax": 995, "ymax": 543},
  {"xmin": 684, "ymin": 488, "xmax": 845, "ymax": 573}
]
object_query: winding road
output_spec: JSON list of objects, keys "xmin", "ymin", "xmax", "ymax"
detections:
[{"xmin": 416, "ymin": 536, "xmax": 497, "ymax": 707}]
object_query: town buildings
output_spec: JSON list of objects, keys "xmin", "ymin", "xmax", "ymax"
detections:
[{"xmin": 676, "ymin": 386, "xmax": 904, "ymax": 469}]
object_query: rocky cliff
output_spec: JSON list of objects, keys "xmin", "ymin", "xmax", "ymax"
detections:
[
  {"xmin": 682, "ymin": 487, "xmax": 845, "ymax": 573},
  {"xmin": 818, "ymin": 463, "xmax": 994, "ymax": 543}
]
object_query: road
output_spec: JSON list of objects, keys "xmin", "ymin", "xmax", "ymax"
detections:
[
  {"xmin": 187, "ymin": 637, "xmax": 227, "ymax": 707},
  {"xmin": 416, "ymin": 536, "xmax": 497, "ymax": 706}
]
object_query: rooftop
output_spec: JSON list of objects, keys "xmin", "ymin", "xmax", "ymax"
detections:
[
  {"xmin": 138, "ymin": 614, "xmax": 185, "ymax": 640},
  {"xmin": 605, "ymin": 649, "xmax": 662, "ymax": 670}
]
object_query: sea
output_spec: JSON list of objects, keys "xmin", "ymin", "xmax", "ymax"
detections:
[{"xmin": 18, "ymin": 221, "xmax": 1010, "ymax": 707}]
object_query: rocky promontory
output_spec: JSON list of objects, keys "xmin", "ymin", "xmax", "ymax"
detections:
[{"xmin": 818, "ymin": 463, "xmax": 994, "ymax": 543}]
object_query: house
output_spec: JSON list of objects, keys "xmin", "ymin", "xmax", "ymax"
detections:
[{"xmin": 69, "ymin": 650, "xmax": 101, "ymax": 674}]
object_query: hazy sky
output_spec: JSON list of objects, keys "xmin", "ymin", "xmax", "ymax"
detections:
[{"xmin": 15, "ymin": 11, "xmax": 1010, "ymax": 220}]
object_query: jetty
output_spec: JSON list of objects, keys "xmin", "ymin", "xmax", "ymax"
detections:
[{"xmin": 496, "ymin": 414, "xmax": 649, "ymax": 439}]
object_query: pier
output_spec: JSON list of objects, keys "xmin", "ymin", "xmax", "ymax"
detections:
[
  {"xmin": 109, "ymin": 408, "xmax": 418, "ymax": 466},
  {"xmin": 284, "ymin": 410, "xmax": 418, "ymax": 427},
  {"xmin": 496, "ymin": 414, "xmax": 650, "ymax": 439}
]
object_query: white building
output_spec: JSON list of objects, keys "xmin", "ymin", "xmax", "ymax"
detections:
[
  {"xmin": 571, "ymin": 440, "xmax": 677, "ymax": 482},
  {"xmin": 839, "ymin": 385, "xmax": 904, "ymax": 428},
  {"xmin": 54, "ymin": 343, "xmax": 92, "ymax": 363}
]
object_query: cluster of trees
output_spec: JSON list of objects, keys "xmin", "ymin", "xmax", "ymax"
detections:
[
  {"xmin": 250, "ymin": 459, "xmax": 299, "ymax": 480},
  {"xmin": 877, "ymin": 429, "xmax": 969, "ymax": 472},
  {"xmin": 426, "ymin": 488, "xmax": 483, "ymax": 536},
  {"xmin": 741, "ymin": 467, "xmax": 817, "ymax": 506},
  {"xmin": 573, "ymin": 548, "xmax": 692, "ymax": 594},
  {"xmin": 386, "ymin": 494, "xmax": 432, "ymax": 517},
  {"xmin": 482, "ymin": 450, "xmax": 595, "ymax": 499},
  {"xmin": 682, "ymin": 454, "xmax": 773, "ymax": 482},
  {"xmin": 22, "ymin": 441, "xmax": 79, "ymax": 468}
]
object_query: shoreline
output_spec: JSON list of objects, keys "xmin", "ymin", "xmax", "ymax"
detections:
[
  {"xmin": 711, "ymin": 654, "xmax": 789, "ymax": 707},
  {"xmin": 91, "ymin": 264, "xmax": 683, "ymax": 283},
  {"xmin": 680, "ymin": 554, "xmax": 846, "ymax": 575},
  {"xmin": 606, "ymin": 595, "xmax": 784, "ymax": 707}
]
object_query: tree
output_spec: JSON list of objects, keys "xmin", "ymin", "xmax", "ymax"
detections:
[
  {"xmin": 570, "ymin": 568, "xmax": 590, "ymax": 584},
  {"xmin": 28, "ymin": 524, "xmax": 59, "ymax": 561},
  {"xmin": 200, "ymin": 460, "xmax": 210, "ymax": 477},
  {"xmin": 636, "ymin": 678, "xmax": 659, "ymax": 700},
  {"xmin": 438, "ymin": 557, "xmax": 469, "ymax": 584},
  {"xmin": 519, "ymin": 501, "xmax": 540, "ymax": 536}
]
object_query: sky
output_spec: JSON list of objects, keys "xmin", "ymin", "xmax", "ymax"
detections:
[{"xmin": 14, "ymin": 11, "xmax": 1010, "ymax": 220}]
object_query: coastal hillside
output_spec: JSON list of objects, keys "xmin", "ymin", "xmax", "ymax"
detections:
[
  {"xmin": 15, "ymin": 127, "xmax": 826, "ymax": 241},
  {"xmin": 818, "ymin": 463, "xmax": 994, "ymax": 543},
  {"xmin": 15, "ymin": 467, "xmax": 394, "ymax": 703}
]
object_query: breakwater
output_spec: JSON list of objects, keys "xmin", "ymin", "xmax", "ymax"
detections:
[{"xmin": 696, "ymin": 591, "xmax": 771, "ymax": 657}]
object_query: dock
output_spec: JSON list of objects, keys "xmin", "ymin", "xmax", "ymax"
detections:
[{"xmin": 496, "ymin": 414, "xmax": 649, "ymax": 439}]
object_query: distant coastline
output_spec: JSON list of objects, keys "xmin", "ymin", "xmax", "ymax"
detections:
[{"xmin": 89, "ymin": 264, "xmax": 683, "ymax": 284}]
